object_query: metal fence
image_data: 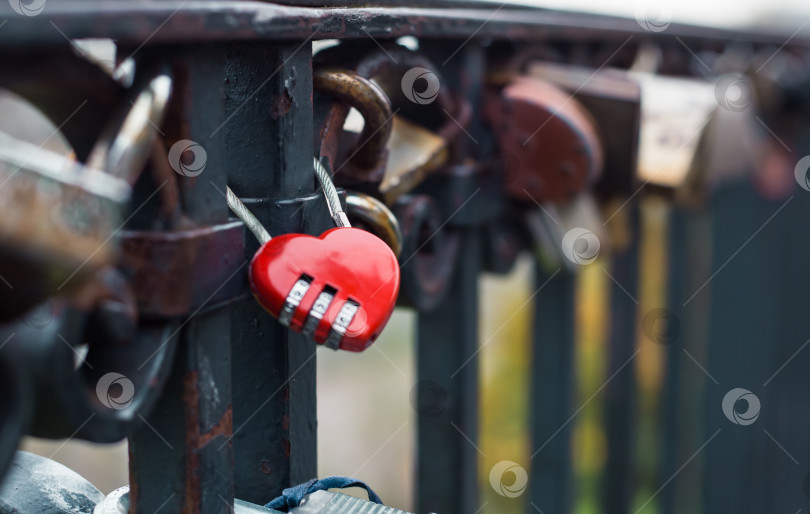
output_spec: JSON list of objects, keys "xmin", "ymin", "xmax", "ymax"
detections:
[{"xmin": 0, "ymin": 1, "xmax": 809, "ymax": 513}]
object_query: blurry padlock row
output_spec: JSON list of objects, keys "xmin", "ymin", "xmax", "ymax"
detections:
[{"xmin": 0, "ymin": 23, "xmax": 808, "ymax": 514}]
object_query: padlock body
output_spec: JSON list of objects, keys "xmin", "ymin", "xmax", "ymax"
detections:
[
  {"xmin": 0, "ymin": 133, "xmax": 130, "ymax": 320},
  {"xmin": 249, "ymin": 227, "xmax": 400, "ymax": 352},
  {"xmin": 484, "ymin": 77, "xmax": 603, "ymax": 203}
]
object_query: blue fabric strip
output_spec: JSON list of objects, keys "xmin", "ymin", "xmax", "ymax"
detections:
[{"xmin": 265, "ymin": 476, "xmax": 383, "ymax": 511}]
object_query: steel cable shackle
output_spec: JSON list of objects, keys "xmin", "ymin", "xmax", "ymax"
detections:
[
  {"xmin": 226, "ymin": 188, "xmax": 271, "ymax": 244},
  {"xmin": 226, "ymin": 158, "xmax": 349, "ymax": 244},
  {"xmin": 313, "ymin": 157, "xmax": 350, "ymax": 228}
]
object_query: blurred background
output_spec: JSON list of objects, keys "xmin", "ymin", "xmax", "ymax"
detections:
[{"xmin": 10, "ymin": 1, "xmax": 810, "ymax": 513}]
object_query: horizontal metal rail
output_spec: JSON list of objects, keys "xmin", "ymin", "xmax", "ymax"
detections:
[{"xmin": 0, "ymin": 1, "xmax": 808, "ymax": 48}]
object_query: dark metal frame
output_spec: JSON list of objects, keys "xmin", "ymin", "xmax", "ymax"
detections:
[{"xmin": 1, "ymin": 2, "xmax": 810, "ymax": 513}]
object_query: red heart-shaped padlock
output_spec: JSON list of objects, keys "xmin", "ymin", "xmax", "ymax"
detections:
[{"xmin": 249, "ymin": 227, "xmax": 400, "ymax": 352}]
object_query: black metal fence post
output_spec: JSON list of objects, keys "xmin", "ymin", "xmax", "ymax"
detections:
[
  {"xmin": 225, "ymin": 42, "xmax": 320, "ymax": 504},
  {"xmin": 416, "ymin": 231, "xmax": 482, "ymax": 514},
  {"xmin": 413, "ymin": 40, "xmax": 488, "ymax": 514},
  {"xmin": 702, "ymin": 178, "xmax": 810, "ymax": 513},
  {"xmin": 528, "ymin": 267, "xmax": 576, "ymax": 514},
  {"xmin": 659, "ymin": 204, "xmax": 713, "ymax": 514},
  {"xmin": 128, "ymin": 44, "xmax": 235, "ymax": 514},
  {"xmin": 601, "ymin": 204, "xmax": 641, "ymax": 514}
]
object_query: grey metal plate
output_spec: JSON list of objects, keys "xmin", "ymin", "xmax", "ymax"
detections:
[{"xmin": 291, "ymin": 491, "xmax": 415, "ymax": 514}]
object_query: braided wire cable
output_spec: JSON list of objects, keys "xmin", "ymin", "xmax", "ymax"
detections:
[
  {"xmin": 313, "ymin": 157, "xmax": 350, "ymax": 228},
  {"xmin": 227, "ymin": 158, "xmax": 348, "ymax": 243},
  {"xmin": 226, "ymin": 186, "xmax": 271, "ymax": 244}
]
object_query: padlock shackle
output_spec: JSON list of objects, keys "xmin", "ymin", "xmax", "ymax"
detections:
[
  {"xmin": 227, "ymin": 158, "xmax": 349, "ymax": 244},
  {"xmin": 314, "ymin": 158, "xmax": 350, "ymax": 228},
  {"xmin": 85, "ymin": 62, "xmax": 173, "ymax": 185},
  {"xmin": 345, "ymin": 191, "xmax": 402, "ymax": 258},
  {"xmin": 226, "ymin": 187, "xmax": 272, "ymax": 245},
  {"xmin": 313, "ymin": 65, "xmax": 392, "ymax": 173}
]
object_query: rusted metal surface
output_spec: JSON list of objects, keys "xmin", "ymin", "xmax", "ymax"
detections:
[
  {"xmin": 342, "ymin": 43, "xmax": 470, "ymax": 161},
  {"xmin": 525, "ymin": 62, "xmax": 642, "ymax": 198},
  {"xmin": 225, "ymin": 42, "xmax": 319, "ymax": 506},
  {"xmin": 313, "ymin": 66, "xmax": 392, "ymax": 178},
  {"xmin": 314, "ymin": 94, "xmax": 351, "ymax": 177},
  {"xmin": 0, "ymin": 134, "xmax": 130, "ymax": 319},
  {"xmin": 321, "ymin": 43, "xmax": 454, "ymax": 119},
  {"xmin": 119, "ymin": 221, "xmax": 246, "ymax": 318},
  {"xmin": 126, "ymin": 45, "xmax": 236, "ymax": 514},
  {"xmin": 128, "ymin": 311, "xmax": 234, "ymax": 514},
  {"xmin": 0, "ymin": 59, "xmax": 171, "ymax": 320},
  {"xmin": 181, "ymin": 371, "xmax": 234, "ymax": 513},
  {"xmin": 484, "ymin": 76, "xmax": 603, "ymax": 204},
  {"xmin": 148, "ymin": 138, "xmax": 182, "ymax": 224},
  {"xmin": 316, "ymin": 43, "xmax": 467, "ymax": 201}
]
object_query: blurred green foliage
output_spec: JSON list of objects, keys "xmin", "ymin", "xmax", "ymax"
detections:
[{"xmin": 477, "ymin": 196, "xmax": 669, "ymax": 514}]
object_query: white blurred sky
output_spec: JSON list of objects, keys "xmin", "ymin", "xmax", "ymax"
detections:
[{"xmin": 495, "ymin": 0, "xmax": 810, "ymax": 30}]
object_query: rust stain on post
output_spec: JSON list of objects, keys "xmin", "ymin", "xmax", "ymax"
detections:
[
  {"xmin": 270, "ymin": 92, "xmax": 292, "ymax": 119},
  {"xmin": 198, "ymin": 407, "xmax": 234, "ymax": 448},
  {"xmin": 181, "ymin": 370, "xmax": 234, "ymax": 513}
]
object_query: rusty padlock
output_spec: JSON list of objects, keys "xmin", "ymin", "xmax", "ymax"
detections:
[
  {"xmin": 314, "ymin": 65, "xmax": 450, "ymax": 204},
  {"xmin": 313, "ymin": 65, "xmax": 393, "ymax": 185},
  {"xmin": 0, "ymin": 135, "xmax": 130, "ymax": 320},
  {"xmin": 352, "ymin": 45, "xmax": 473, "ymax": 203},
  {"xmin": 314, "ymin": 45, "xmax": 470, "ymax": 204},
  {"xmin": 0, "ymin": 63, "xmax": 171, "ymax": 320},
  {"xmin": 523, "ymin": 60, "xmax": 642, "ymax": 198},
  {"xmin": 483, "ymin": 75, "xmax": 603, "ymax": 204},
  {"xmin": 483, "ymin": 69, "xmax": 610, "ymax": 272},
  {"xmin": 527, "ymin": 61, "xmax": 734, "ymax": 206}
]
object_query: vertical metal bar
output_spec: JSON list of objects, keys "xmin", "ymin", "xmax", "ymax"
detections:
[
  {"xmin": 414, "ymin": 40, "xmax": 486, "ymax": 514},
  {"xmin": 659, "ymin": 204, "xmax": 684, "ymax": 514},
  {"xmin": 702, "ymin": 183, "xmax": 765, "ymax": 514},
  {"xmin": 224, "ymin": 42, "xmax": 318, "ymax": 504},
  {"xmin": 757, "ymin": 186, "xmax": 810, "ymax": 512},
  {"xmin": 702, "ymin": 181, "xmax": 809, "ymax": 514},
  {"xmin": 528, "ymin": 268, "xmax": 576, "ymax": 514},
  {"xmin": 659, "ymin": 205, "xmax": 713, "ymax": 514},
  {"xmin": 416, "ymin": 231, "xmax": 482, "ymax": 514},
  {"xmin": 128, "ymin": 45, "xmax": 235, "ymax": 514},
  {"xmin": 601, "ymin": 203, "xmax": 640, "ymax": 514}
]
